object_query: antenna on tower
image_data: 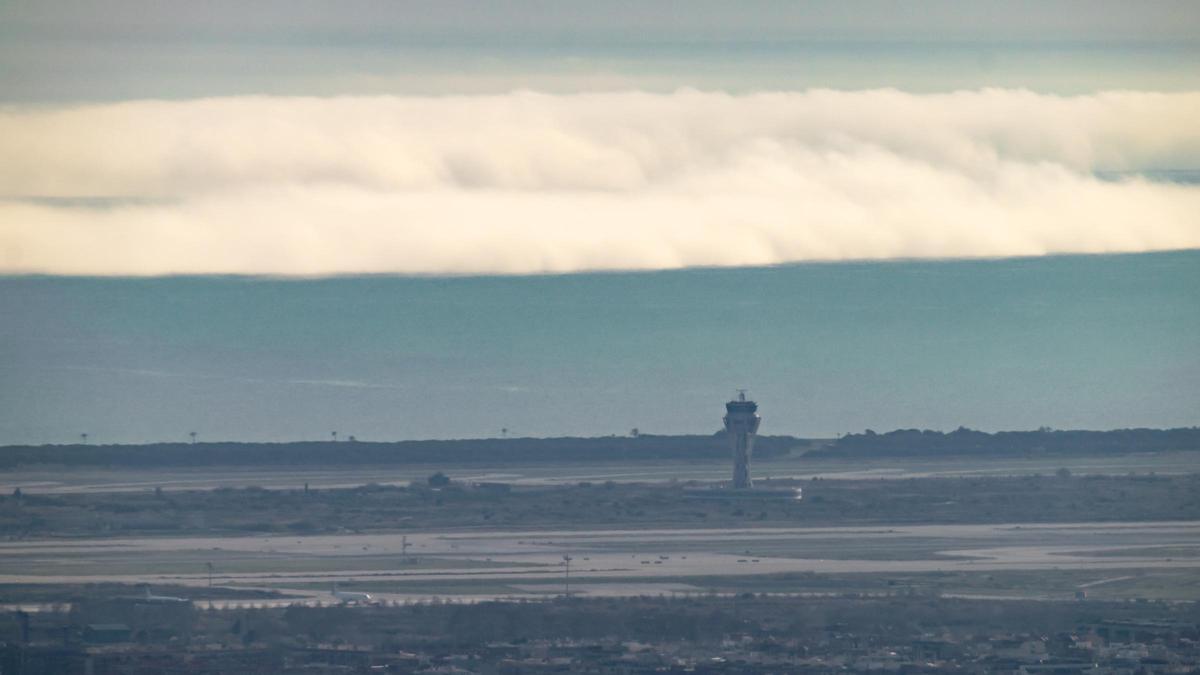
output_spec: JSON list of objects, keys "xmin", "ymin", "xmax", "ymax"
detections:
[{"xmin": 737, "ymin": 389, "xmax": 747, "ymax": 402}]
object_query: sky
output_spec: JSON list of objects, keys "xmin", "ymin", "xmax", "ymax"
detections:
[
  {"xmin": 2, "ymin": 2, "xmax": 1199, "ymax": 99},
  {"xmin": 1, "ymin": 2, "xmax": 1198, "ymax": 441}
]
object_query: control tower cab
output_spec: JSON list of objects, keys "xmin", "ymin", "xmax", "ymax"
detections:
[{"xmin": 724, "ymin": 391, "xmax": 761, "ymax": 489}]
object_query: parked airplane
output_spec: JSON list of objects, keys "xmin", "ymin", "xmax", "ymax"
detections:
[
  {"xmin": 137, "ymin": 585, "xmax": 189, "ymax": 604},
  {"xmin": 331, "ymin": 582, "xmax": 372, "ymax": 604}
]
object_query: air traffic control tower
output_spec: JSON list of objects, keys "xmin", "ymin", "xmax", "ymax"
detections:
[{"xmin": 724, "ymin": 391, "xmax": 761, "ymax": 489}]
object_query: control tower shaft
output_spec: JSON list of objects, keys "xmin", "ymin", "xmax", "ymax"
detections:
[{"xmin": 724, "ymin": 391, "xmax": 761, "ymax": 489}]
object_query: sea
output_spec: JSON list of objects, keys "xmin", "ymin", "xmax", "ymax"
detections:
[{"xmin": 1, "ymin": 250, "xmax": 1197, "ymax": 445}]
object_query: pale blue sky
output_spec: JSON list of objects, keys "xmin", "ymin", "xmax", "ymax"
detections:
[{"xmin": 2, "ymin": 1, "xmax": 1199, "ymax": 100}]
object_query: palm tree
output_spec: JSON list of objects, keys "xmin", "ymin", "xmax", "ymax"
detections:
[
  {"xmin": 80, "ymin": 433, "xmax": 88, "ymax": 445},
  {"xmin": 189, "ymin": 431, "xmax": 197, "ymax": 444},
  {"xmin": 331, "ymin": 431, "xmax": 338, "ymax": 442}
]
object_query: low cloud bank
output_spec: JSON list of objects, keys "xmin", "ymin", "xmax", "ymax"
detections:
[{"xmin": 2, "ymin": 89, "xmax": 1198, "ymax": 275}]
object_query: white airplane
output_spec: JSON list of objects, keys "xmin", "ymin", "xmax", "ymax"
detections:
[
  {"xmin": 138, "ymin": 585, "xmax": 189, "ymax": 604},
  {"xmin": 331, "ymin": 581, "xmax": 372, "ymax": 604}
]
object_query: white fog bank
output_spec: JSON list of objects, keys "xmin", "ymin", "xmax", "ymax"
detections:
[{"xmin": 2, "ymin": 89, "xmax": 1199, "ymax": 275}]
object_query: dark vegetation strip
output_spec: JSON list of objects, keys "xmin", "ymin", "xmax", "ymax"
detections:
[
  {"xmin": 2, "ymin": 474, "xmax": 1197, "ymax": 538},
  {"xmin": 0, "ymin": 435, "xmax": 802, "ymax": 468},
  {"xmin": 816, "ymin": 426, "xmax": 1200, "ymax": 458},
  {"xmin": 0, "ymin": 583, "xmax": 285, "ymax": 604},
  {"xmin": 3, "ymin": 427, "xmax": 1198, "ymax": 468}
]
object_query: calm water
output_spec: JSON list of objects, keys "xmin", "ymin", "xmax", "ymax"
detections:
[{"xmin": 1, "ymin": 251, "xmax": 1197, "ymax": 444}]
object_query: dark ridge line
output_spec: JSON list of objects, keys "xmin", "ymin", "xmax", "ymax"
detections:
[{"xmin": 1, "ymin": 427, "xmax": 1197, "ymax": 468}]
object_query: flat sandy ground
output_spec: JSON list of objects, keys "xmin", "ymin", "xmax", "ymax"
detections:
[{"xmin": 3, "ymin": 520, "xmax": 1198, "ymax": 606}]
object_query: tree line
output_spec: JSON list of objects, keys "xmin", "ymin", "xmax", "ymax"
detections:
[
  {"xmin": 812, "ymin": 426, "xmax": 1200, "ymax": 458},
  {"xmin": 0, "ymin": 433, "xmax": 805, "ymax": 468}
]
